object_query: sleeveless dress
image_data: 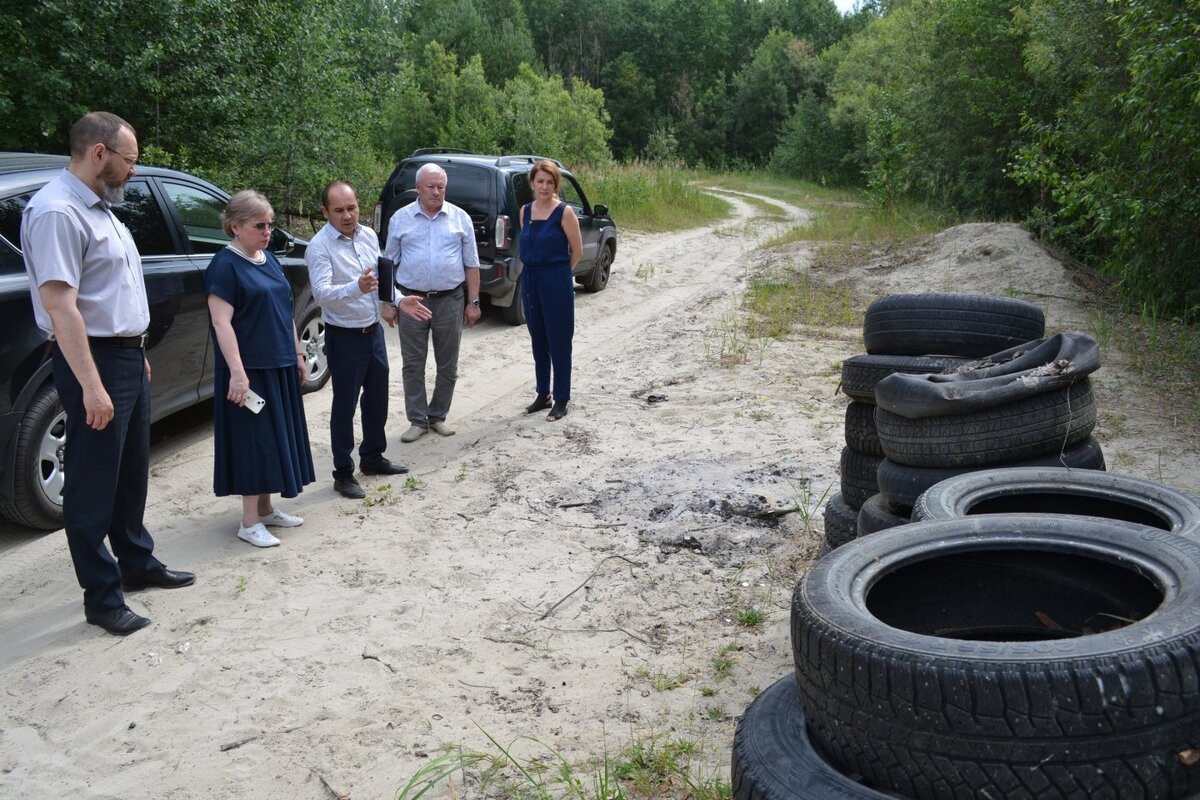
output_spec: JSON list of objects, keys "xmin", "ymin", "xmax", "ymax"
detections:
[
  {"xmin": 206, "ymin": 246, "xmax": 315, "ymax": 497},
  {"xmin": 519, "ymin": 202, "xmax": 575, "ymax": 403}
]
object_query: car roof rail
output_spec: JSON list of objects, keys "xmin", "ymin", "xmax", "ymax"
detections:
[
  {"xmin": 496, "ymin": 155, "xmax": 563, "ymax": 168},
  {"xmin": 409, "ymin": 147, "xmax": 478, "ymax": 157}
]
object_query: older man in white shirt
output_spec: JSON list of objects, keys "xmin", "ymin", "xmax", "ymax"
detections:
[
  {"xmin": 384, "ymin": 163, "xmax": 481, "ymax": 443},
  {"xmin": 306, "ymin": 181, "xmax": 432, "ymax": 498}
]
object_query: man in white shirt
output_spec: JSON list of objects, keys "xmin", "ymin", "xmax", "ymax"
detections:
[
  {"xmin": 383, "ymin": 164, "xmax": 481, "ymax": 442},
  {"xmin": 306, "ymin": 181, "xmax": 430, "ymax": 498}
]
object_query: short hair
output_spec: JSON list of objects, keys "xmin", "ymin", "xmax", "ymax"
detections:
[
  {"xmin": 222, "ymin": 190, "xmax": 274, "ymax": 236},
  {"xmin": 528, "ymin": 160, "xmax": 561, "ymax": 192},
  {"xmin": 69, "ymin": 112, "xmax": 135, "ymax": 159},
  {"xmin": 414, "ymin": 163, "xmax": 447, "ymax": 185},
  {"xmin": 321, "ymin": 180, "xmax": 356, "ymax": 209}
]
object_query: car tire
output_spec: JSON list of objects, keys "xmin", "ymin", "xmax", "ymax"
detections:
[
  {"xmin": 0, "ymin": 384, "xmax": 66, "ymax": 531},
  {"xmin": 911, "ymin": 466, "xmax": 1200, "ymax": 535},
  {"xmin": 297, "ymin": 301, "xmax": 330, "ymax": 393},
  {"xmin": 862, "ymin": 293, "xmax": 1045, "ymax": 357},
  {"xmin": 585, "ymin": 243, "xmax": 613, "ymax": 293},
  {"xmin": 856, "ymin": 493, "xmax": 909, "ymax": 537},
  {"xmin": 875, "ymin": 435, "xmax": 1107, "ymax": 510},
  {"xmin": 844, "ymin": 402, "xmax": 882, "ymax": 456},
  {"xmin": 502, "ymin": 274, "xmax": 526, "ymax": 326},
  {"xmin": 839, "ymin": 447, "xmax": 882, "ymax": 510},
  {"xmin": 875, "ymin": 378, "xmax": 1096, "ymax": 468},
  {"xmin": 792, "ymin": 515, "xmax": 1200, "ymax": 800},
  {"xmin": 731, "ymin": 673, "xmax": 896, "ymax": 800},
  {"xmin": 823, "ymin": 492, "xmax": 858, "ymax": 549},
  {"xmin": 840, "ymin": 354, "xmax": 969, "ymax": 404}
]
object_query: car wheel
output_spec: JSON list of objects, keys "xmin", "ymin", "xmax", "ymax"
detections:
[
  {"xmin": 912, "ymin": 466, "xmax": 1200, "ymax": 534},
  {"xmin": 732, "ymin": 673, "xmax": 896, "ymax": 799},
  {"xmin": 0, "ymin": 384, "xmax": 66, "ymax": 530},
  {"xmin": 502, "ymin": 274, "xmax": 526, "ymax": 326},
  {"xmin": 585, "ymin": 243, "xmax": 613, "ymax": 293},
  {"xmin": 792, "ymin": 515, "xmax": 1200, "ymax": 800},
  {"xmin": 297, "ymin": 302, "xmax": 330, "ymax": 393}
]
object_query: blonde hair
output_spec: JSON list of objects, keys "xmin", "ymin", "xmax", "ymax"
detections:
[
  {"xmin": 528, "ymin": 160, "xmax": 561, "ymax": 192},
  {"xmin": 222, "ymin": 190, "xmax": 273, "ymax": 236}
]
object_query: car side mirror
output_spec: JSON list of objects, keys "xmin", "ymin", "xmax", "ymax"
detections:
[
  {"xmin": 592, "ymin": 204, "xmax": 609, "ymax": 218},
  {"xmin": 270, "ymin": 228, "xmax": 296, "ymax": 256}
]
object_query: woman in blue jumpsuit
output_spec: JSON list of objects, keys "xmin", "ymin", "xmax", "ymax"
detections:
[{"xmin": 519, "ymin": 160, "xmax": 583, "ymax": 421}]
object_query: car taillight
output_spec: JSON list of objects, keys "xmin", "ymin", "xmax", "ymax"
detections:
[
  {"xmin": 372, "ymin": 203, "xmax": 382, "ymax": 233},
  {"xmin": 495, "ymin": 214, "xmax": 511, "ymax": 250}
]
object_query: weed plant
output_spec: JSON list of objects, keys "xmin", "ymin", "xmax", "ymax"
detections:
[{"xmin": 575, "ymin": 162, "xmax": 729, "ymax": 233}]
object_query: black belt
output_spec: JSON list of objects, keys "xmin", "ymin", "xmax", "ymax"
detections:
[
  {"xmin": 88, "ymin": 333, "xmax": 148, "ymax": 349},
  {"xmin": 397, "ymin": 283, "xmax": 462, "ymax": 299},
  {"xmin": 327, "ymin": 322, "xmax": 379, "ymax": 334}
]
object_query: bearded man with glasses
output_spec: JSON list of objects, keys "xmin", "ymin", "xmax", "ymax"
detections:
[{"xmin": 20, "ymin": 111, "xmax": 195, "ymax": 636}]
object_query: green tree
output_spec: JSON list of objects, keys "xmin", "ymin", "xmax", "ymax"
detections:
[{"xmin": 729, "ymin": 30, "xmax": 822, "ymax": 164}]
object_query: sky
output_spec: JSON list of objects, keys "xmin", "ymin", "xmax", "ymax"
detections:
[{"xmin": 835, "ymin": 0, "xmax": 859, "ymax": 13}]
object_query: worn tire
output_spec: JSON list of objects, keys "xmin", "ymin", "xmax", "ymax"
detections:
[
  {"xmin": 875, "ymin": 378, "xmax": 1096, "ymax": 468},
  {"xmin": 863, "ymin": 293, "xmax": 1045, "ymax": 357},
  {"xmin": 502, "ymin": 273, "xmax": 526, "ymax": 326},
  {"xmin": 912, "ymin": 467, "xmax": 1200, "ymax": 535},
  {"xmin": 840, "ymin": 354, "xmax": 969, "ymax": 404},
  {"xmin": 732, "ymin": 673, "xmax": 896, "ymax": 800},
  {"xmin": 822, "ymin": 493, "xmax": 858, "ymax": 549},
  {"xmin": 839, "ymin": 447, "xmax": 882, "ymax": 510},
  {"xmin": 844, "ymin": 402, "xmax": 882, "ymax": 457},
  {"xmin": 856, "ymin": 493, "xmax": 910, "ymax": 537},
  {"xmin": 792, "ymin": 515, "xmax": 1200, "ymax": 800},
  {"xmin": 0, "ymin": 384, "xmax": 66, "ymax": 531}
]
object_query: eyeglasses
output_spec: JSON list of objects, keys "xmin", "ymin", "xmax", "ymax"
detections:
[
  {"xmin": 103, "ymin": 144, "xmax": 138, "ymax": 167},
  {"xmin": 249, "ymin": 222, "xmax": 275, "ymax": 231}
]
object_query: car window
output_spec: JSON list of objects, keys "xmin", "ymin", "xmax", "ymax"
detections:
[
  {"xmin": 162, "ymin": 181, "xmax": 229, "ymax": 253},
  {"xmin": 440, "ymin": 163, "xmax": 492, "ymax": 223},
  {"xmin": 112, "ymin": 180, "xmax": 174, "ymax": 256},
  {"xmin": 0, "ymin": 193, "xmax": 32, "ymax": 275},
  {"xmin": 560, "ymin": 175, "xmax": 585, "ymax": 212},
  {"xmin": 511, "ymin": 173, "xmax": 533, "ymax": 210}
]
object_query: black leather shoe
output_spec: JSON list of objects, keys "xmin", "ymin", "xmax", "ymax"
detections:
[
  {"xmin": 361, "ymin": 458, "xmax": 409, "ymax": 476},
  {"xmin": 548, "ymin": 402, "xmax": 568, "ymax": 421},
  {"xmin": 525, "ymin": 394, "xmax": 552, "ymax": 415},
  {"xmin": 85, "ymin": 605, "xmax": 151, "ymax": 636},
  {"xmin": 334, "ymin": 475, "xmax": 367, "ymax": 499},
  {"xmin": 121, "ymin": 567, "xmax": 196, "ymax": 591}
]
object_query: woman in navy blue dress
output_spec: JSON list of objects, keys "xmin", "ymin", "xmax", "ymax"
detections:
[
  {"xmin": 206, "ymin": 190, "xmax": 315, "ymax": 547},
  {"xmin": 520, "ymin": 160, "xmax": 583, "ymax": 421}
]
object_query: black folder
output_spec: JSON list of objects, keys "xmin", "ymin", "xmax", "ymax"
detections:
[{"xmin": 376, "ymin": 256, "xmax": 395, "ymax": 303}]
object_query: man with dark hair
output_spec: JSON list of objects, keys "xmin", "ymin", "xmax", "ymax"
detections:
[
  {"xmin": 21, "ymin": 111, "xmax": 194, "ymax": 636},
  {"xmin": 306, "ymin": 181, "xmax": 428, "ymax": 498}
]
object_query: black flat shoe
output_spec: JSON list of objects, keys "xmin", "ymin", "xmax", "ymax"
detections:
[
  {"xmin": 334, "ymin": 475, "xmax": 367, "ymax": 499},
  {"xmin": 361, "ymin": 458, "xmax": 409, "ymax": 476},
  {"xmin": 121, "ymin": 567, "xmax": 196, "ymax": 591},
  {"xmin": 547, "ymin": 402, "xmax": 568, "ymax": 421},
  {"xmin": 85, "ymin": 605, "xmax": 151, "ymax": 636},
  {"xmin": 525, "ymin": 394, "xmax": 552, "ymax": 415}
]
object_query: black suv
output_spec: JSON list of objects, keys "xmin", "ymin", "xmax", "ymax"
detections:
[
  {"xmin": 373, "ymin": 150, "xmax": 617, "ymax": 325},
  {"xmin": 0, "ymin": 152, "xmax": 329, "ymax": 530}
]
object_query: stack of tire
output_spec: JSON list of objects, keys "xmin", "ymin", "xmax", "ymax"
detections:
[
  {"xmin": 733, "ymin": 468, "xmax": 1200, "ymax": 799},
  {"xmin": 825, "ymin": 293, "xmax": 1050, "ymax": 549}
]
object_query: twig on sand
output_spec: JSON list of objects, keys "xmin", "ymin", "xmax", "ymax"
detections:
[
  {"xmin": 539, "ymin": 555, "xmax": 645, "ymax": 621},
  {"xmin": 361, "ymin": 651, "xmax": 398, "ymax": 673},
  {"xmin": 220, "ymin": 724, "xmax": 303, "ymax": 752},
  {"xmin": 313, "ymin": 769, "xmax": 350, "ymax": 800}
]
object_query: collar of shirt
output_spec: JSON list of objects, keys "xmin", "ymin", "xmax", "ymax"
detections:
[{"xmin": 60, "ymin": 169, "xmax": 106, "ymax": 210}]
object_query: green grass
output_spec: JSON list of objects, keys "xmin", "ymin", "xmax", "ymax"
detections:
[
  {"xmin": 394, "ymin": 728, "xmax": 730, "ymax": 800},
  {"xmin": 743, "ymin": 268, "xmax": 858, "ymax": 338},
  {"xmin": 576, "ymin": 161, "xmax": 730, "ymax": 233}
]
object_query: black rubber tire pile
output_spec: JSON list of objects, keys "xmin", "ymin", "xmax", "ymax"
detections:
[{"xmin": 732, "ymin": 293, "xmax": 1200, "ymax": 799}]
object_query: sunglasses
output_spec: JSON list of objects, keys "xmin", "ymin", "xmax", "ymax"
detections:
[{"xmin": 247, "ymin": 221, "xmax": 275, "ymax": 231}]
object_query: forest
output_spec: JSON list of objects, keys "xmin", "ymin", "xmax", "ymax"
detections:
[{"xmin": 1, "ymin": 0, "xmax": 1196, "ymax": 319}]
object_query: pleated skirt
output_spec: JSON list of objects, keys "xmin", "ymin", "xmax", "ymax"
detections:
[{"xmin": 213, "ymin": 365, "xmax": 315, "ymax": 498}]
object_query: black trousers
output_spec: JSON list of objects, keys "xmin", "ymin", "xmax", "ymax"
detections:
[
  {"xmin": 324, "ymin": 324, "xmax": 390, "ymax": 477},
  {"xmin": 52, "ymin": 345, "xmax": 160, "ymax": 611}
]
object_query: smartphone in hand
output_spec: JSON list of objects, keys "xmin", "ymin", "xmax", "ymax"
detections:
[{"xmin": 244, "ymin": 389, "xmax": 266, "ymax": 414}]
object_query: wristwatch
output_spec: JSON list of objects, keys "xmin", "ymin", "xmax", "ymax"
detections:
[{"xmin": 470, "ymin": 299, "xmax": 481, "ymax": 307}]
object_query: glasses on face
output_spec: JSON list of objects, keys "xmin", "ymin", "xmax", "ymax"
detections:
[
  {"xmin": 104, "ymin": 144, "xmax": 138, "ymax": 167},
  {"xmin": 249, "ymin": 221, "xmax": 275, "ymax": 231}
]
